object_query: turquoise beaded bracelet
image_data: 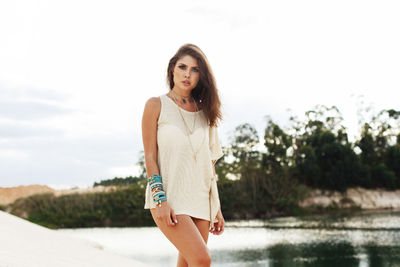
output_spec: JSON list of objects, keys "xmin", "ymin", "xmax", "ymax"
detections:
[{"xmin": 148, "ymin": 174, "xmax": 167, "ymax": 206}]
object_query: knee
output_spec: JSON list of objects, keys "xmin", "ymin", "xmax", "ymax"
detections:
[{"xmin": 191, "ymin": 250, "xmax": 211, "ymax": 267}]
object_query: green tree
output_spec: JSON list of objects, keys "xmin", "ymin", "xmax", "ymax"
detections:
[
  {"xmin": 262, "ymin": 118, "xmax": 309, "ymax": 215},
  {"xmin": 226, "ymin": 123, "xmax": 262, "ymax": 217},
  {"xmin": 355, "ymin": 109, "xmax": 400, "ymax": 189},
  {"xmin": 291, "ymin": 105, "xmax": 364, "ymax": 191}
]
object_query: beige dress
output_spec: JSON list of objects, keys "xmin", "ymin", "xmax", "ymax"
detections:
[{"xmin": 144, "ymin": 93, "xmax": 224, "ymax": 229}]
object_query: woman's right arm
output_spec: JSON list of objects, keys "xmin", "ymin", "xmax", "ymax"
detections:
[
  {"xmin": 142, "ymin": 97, "xmax": 161, "ymax": 177},
  {"xmin": 141, "ymin": 97, "xmax": 177, "ymax": 226}
]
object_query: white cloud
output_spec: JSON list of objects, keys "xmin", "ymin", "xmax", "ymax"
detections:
[
  {"xmin": 108, "ymin": 165, "xmax": 142, "ymax": 178},
  {"xmin": 0, "ymin": 121, "xmax": 64, "ymax": 138},
  {"xmin": 0, "ymin": 99, "xmax": 75, "ymax": 121},
  {"xmin": 0, "ymin": 0, "xmax": 399, "ymax": 186},
  {"xmin": 0, "ymin": 149, "xmax": 29, "ymax": 160}
]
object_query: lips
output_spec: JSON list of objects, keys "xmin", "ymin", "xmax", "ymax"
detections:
[{"xmin": 182, "ymin": 80, "xmax": 191, "ymax": 86}]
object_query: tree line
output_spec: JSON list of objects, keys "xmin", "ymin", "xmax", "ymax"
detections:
[
  {"xmin": 215, "ymin": 105, "xmax": 400, "ymax": 219},
  {"xmin": 4, "ymin": 105, "xmax": 400, "ymax": 228}
]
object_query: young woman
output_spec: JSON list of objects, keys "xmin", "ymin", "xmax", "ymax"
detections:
[{"xmin": 142, "ymin": 43, "xmax": 225, "ymax": 267}]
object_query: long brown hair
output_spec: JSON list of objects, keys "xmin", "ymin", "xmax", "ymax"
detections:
[{"xmin": 167, "ymin": 43, "xmax": 222, "ymax": 127}]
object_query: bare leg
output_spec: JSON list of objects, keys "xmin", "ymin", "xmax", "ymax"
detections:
[
  {"xmin": 177, "ymin": 217, "xmax": 210, "ymax": 267},
  {"xmin": 150, "ymin": 209, "xmax": 211, "ymax": 267},
  {"xmin": 177, "ymin": 252, "xmax": 188, "ymax": 267}
]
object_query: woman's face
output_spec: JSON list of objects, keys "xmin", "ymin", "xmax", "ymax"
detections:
[{"xmin": 172, "ymin": 55, "xmax": 200, "ymax": 93}]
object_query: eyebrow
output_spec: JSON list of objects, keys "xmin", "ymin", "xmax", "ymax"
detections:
[{"xmin": 177, "ymin": 63, "xmax": 199, "ymax": 68}]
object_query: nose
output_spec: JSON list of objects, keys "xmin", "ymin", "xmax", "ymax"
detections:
[{"xmin": 184, "ymin": 70, "xmax": 190, "ymax": 78}]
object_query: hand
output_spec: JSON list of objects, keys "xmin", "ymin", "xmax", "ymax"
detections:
[
  {"xmin": 155, "ymin": 201, "xmax": 178, "ymax": 227},
  {"xmin": 209, "ymin": 208, "xmax": 225, "ymax": 235}
]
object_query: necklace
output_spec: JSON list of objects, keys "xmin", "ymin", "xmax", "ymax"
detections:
[
  {"xmin": 169, "ymin": 90, "xmax": 197, "ymax": 134},
  {"xmin": 168, "ymin": 92, "xmax": 205, "ymax": 161},
  {"xmin": 170, "ymin": 89, "xmax": 192, "ymax": 104}
]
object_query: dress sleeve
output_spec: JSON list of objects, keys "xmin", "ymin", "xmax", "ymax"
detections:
[{"xmin": 209, "ymin": 125, "xmax": 224, "ymax": 162}]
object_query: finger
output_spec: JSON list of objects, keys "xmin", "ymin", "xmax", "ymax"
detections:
[
  {"xmin": 167, "ymin": 214, "xmax": 175, "ymax": 226},
  {"xmin": 170, "ymin": 209, "xmax": 178, "ymax": 224},
  {"xmin": 218, "ymin": 224, "xmax": 224, "ymax": 235},
  {"xmin": 213, "ymin": 223, "xmax": 218, "ymax": 234},
  {"xmin": 163, "ymin": 213, "xmax": 174, "ymax": 226},
  {"xmin": 217, "ymin": 222, "xmax": 222, "ymax": 232},
  {"xmin": 215, "ymin": 221, "xmax": 224, "ymax": 235}
]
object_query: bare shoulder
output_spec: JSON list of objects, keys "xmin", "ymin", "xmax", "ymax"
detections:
[
  {"xmin": 146, "ymin": 96, "xmax": 161, "ymax": 105},
  {"xmin": 143, "ymin": 96, "xmax": 161, "ymax": 118}
]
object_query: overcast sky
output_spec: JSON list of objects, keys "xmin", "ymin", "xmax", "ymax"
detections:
[{"xmin": 1, "ymin": 0, "xmax": 399, "ymax": 188}]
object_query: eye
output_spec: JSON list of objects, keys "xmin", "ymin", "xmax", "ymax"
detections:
[
  {"xmin": 192, "ymin": 68, "xmax": 199, "ymax": 73},
  {"xmin": 178, "ymin": 65, "xmax": 186, "ymax": 70}
]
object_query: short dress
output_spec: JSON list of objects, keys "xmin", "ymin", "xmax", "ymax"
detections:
[{"xmin": 144, "ymin": 93, "xmax": 224, "ymax": 230}]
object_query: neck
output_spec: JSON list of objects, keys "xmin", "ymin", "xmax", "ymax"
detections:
[{"xmin": 171, "ymin": 87, "xmax": 191, "ymax": 98}]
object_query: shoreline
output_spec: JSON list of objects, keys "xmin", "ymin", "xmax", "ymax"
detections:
[
  {"xmin": 299, "ymin": 186, "xmax": 400, "ymax": 210},
  {"xmin": 2, "ymin": 184, "xmax": 400, "ymax": 229},
  {"xmin": 0, "ymin": 211, "xmax": 150, "ymax": 267}
]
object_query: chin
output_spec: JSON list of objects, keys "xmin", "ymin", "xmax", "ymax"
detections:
[{"xmin": 181, "ymin": 87, "xmax": 194, "ymax": 92}]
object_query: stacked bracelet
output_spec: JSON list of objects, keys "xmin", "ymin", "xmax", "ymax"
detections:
[{"xmin": 148, "ymin": 174, "xmax": 167, "ymax": 206}]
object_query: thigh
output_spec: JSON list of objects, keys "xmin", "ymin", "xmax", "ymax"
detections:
[
  {"xmin": 150, "ymin": 209, "xmax": 209, "ymax": 262},
  {"xmin": 192, "ymin": 217, "xmax": 210, "ymax": 244},
  {"xmin": 177, "ymin": 217, "xmax": 211, "ymax": 267}
]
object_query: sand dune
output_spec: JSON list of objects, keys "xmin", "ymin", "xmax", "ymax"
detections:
[
  {"xmin": 0, "ymin": 211, "xmax": 150, "ymax": 267},
  {"xmin": 0, "ymin": 184, "xmax": 119, "ymax": 206},
  {"xmin": 299, "ymin": 186, "xmax": 400, "ymax": 210},
  {"xmin": 0, "ymin": 185, "xmax": 55, "ymax": 205}
]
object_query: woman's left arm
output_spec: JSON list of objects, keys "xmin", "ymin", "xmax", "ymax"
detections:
[{"xmin": 210, "ymin": 160, "xmax": 225, "ymax": 235}]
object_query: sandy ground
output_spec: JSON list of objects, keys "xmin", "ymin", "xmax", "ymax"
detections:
[
  {"xmin": 0, "ymin": 185, "xmax": 119, "ymax": 205},
  {"xmin": 0, "ymin": 211, "xmax": 151, "ymax": 267},
  {"xmin": 299, "ymin": 186, "xmax": 400, "ymax": 210},
  {"xmin": 0, "ymin": 185, "xmax": 55, "ymax": 205}
]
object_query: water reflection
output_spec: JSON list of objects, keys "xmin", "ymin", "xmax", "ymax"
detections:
[
  {"xmin": 364, "ymin": 245, "xmax": 400, "ymax": 267},
  {"xmin": 59, "ymin": 210, "xmax": 400, "ymax": 267},
  {"xmin": 212, "ymin": 242, "xmax": 400, "ymax": 267},
  {"xmin": 264, "ymin": 242, "xmax": 358, "ymax": 267}
]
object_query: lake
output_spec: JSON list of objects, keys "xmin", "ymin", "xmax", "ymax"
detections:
[{"xmin": 58, "ymin": 209, "xmax": 400, "ymax": 266}]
